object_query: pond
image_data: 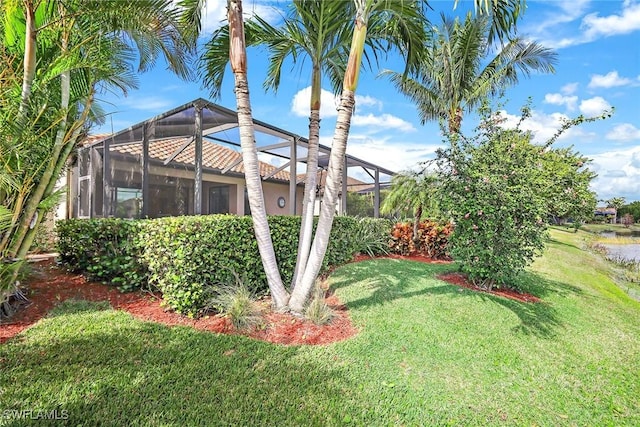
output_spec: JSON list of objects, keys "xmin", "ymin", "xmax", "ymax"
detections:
[{"xmin": 601, "ymin": 243, "xmax": 640, "ymax": 262}]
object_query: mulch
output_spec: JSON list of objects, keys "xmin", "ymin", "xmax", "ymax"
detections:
[{"xmin": 0, "ymin": 255, "xmax": 540, "ymax": 345}]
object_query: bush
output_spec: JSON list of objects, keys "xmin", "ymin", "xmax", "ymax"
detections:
[
  {"xmin": 57, "ymin": 215, "xmax": 393, "ymax": 316},
  {"xmin": 56, "ymin": 219, "xmax": 147, "ymax": 292},
  {"xmin": 389, "ymin": 220, "xmax": 452, "ymax": 259},
  {"xmin": 437, "ymin": 127, "xmax": 548, "ymax": 290}
]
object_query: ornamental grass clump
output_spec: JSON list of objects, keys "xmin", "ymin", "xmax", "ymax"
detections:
[
  {"xmin": 206, "ymin": 273, "xmax": 262, "ymax": 330},
  {"xmin": 305, "ymin": 283, "xmax": 335, "ymax": 326}
]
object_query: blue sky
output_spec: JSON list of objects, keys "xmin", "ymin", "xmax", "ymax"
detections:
[{"xmin": 95, "ymin": 0, "xmax": 640, "ymax": 203}]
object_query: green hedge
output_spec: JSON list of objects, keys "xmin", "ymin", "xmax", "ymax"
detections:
[{"xmin": 56, "ymin": 215, "xmax": 392, "ymax": 316}]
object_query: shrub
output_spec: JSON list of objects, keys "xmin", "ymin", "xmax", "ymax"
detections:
[
  {"xmin": 351, "ymin": 217, "xmax": 393, "ymax": 257},
  {"xmin": 57, "ymin": 215, "xmax": 393, "ymax": 316},
  {"xmin": 56, "ymin": 219, "xmax": 147, "ymax": 292},
  {"xmin": 389, "ymin": 220, "xmax": 452, "ymax": 259},
  {"xmin": 305, "ymin": 283, "xmax": 335, "ymax": 325}
]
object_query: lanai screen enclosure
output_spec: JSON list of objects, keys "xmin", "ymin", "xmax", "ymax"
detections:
[{"xmin": 71, "ymin": 98, "xmax": 394, "ymax": 219}]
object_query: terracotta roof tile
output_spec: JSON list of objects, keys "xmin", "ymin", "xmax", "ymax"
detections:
[{"xmin": 110, "ymin": 137, "xmax": 291, "ymax": 182}]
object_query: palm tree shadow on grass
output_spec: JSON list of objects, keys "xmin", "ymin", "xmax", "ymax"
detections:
[{"xmin": 330, "ymin": 259, "xmax": 583, "ymax": 338}]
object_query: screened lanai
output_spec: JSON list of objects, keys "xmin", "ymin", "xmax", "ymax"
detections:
[{"xmin": 71, "ymin": 98, "xmax": 395, "ymax": 219}]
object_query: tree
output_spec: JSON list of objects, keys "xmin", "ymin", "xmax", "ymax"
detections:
[
  {"xmin": 381, "ymin": 171, "xmax": 441, "ymax": 240},
  {"xmin": 541, "ymin": 147, "xmax": 597, "ymax": 225},
  {"xmin": 201, "ymin": 0, "xmax": 427, "ymax": 310},
  {"xmin": 382, "ymin": 11, "xmax": 556, "ymax": 134},
  {"xmin": 198, "ymin": 0, "xmax": 527, "ymax": 313},
  {"xmin": 436, "ymin": 103, "xmax": 608, "ymax": 290},
  {"xmin": 1, "ymin": 1, "xmax": 196, "ymax": 292},
  {"xmin": 606, "ymin": 197, "xmax": 626, "ymax": 224},
  {"xmin": 224, "ymin": 0, "xmax": 289, "ymax": 308},
  {"xmin": 618, "ymin": 201, "xmax": 640, "ymax": 224}
]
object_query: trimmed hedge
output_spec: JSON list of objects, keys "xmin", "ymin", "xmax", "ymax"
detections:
[{"xmin": 56, "ymin": 214, "xmax": 392, "ymax": 316}]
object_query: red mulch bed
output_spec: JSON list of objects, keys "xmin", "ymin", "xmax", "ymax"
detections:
[{"xmin": 1, "ymin": 255, "xmax": 540, "ymax": 345}]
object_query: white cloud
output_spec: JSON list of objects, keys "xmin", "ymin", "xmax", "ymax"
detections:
[
  {"xmin": 579, "ymin": 96, "xmax": 612, "ymax": 116},
  {"xmin": 561, "ymin": 82, "xmax": 579, "ymax": 95},
  {"xmin": 588, "ymin": 71, "xmax": 634, "ymax": 88},
  {"xmin": 199, "ymin": 0, "xmax": 284, "ymax": 36},
  {"xmin": 290, "ymin": 87, "xmax": 339, "ymax": 118},
  {"xmin": 606, "ymin": 123, "xmax": 640, "ymax": 141},
  {"xmin": 589, "ymin": 145, "xmax": 640, "ymax": 201},
  {"xmin": 544, "ymin": 93, "xmax": 578, "ymax": 111},
  {"xmin": 355, "ymin": 95, "xmax": 383, "ymax": 110},
  {"xmin": 346, "ymin": 135, "xmax": 442, "ymax": 174},
  {"xmin": 533, "ymin": 1, "xmax": 640, "ymax": 48},
  {"xmin": 498, "ymin": 109, "xmax": 592, "ymax": 144},
  {"xmin": 582, "ymin": 2, "xmax": 640, "ymax": 39},
  {"xmin": 351, "ymin": 113, "xmax": 415, "ymax": 133}
]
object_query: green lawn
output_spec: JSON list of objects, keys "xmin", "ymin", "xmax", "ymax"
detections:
[{"xmin": 1, "ymin": 228, "xmax": 639, "ymax": 426}]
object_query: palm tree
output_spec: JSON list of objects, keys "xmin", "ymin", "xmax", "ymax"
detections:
[
  {"xmin": 1, "ymin": 0, "xmax": 196, "ymax": 261},
  {"xmin": 199, "ymin": 0, "xmax": 529, "ymax": 313},
  {"xmin": 381, "ymin": 171, "xmax": 440, "ymax": 240},
  {"xmin": 287, "ymin": 0, "xmax": 528, "ymax": 312},
  {"xmin": 224, "ymin": 0, "xmax": 290, "ymax": 309},
  {"xmin": 382, "ymin": 11, "xmax": 556, "ymax": 134},
  {"xmin": 201, "ymin": 0, "xmax": 426, "ymax": 304}
]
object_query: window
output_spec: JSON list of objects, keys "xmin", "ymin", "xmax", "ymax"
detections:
[
  {"xmin": 115, "ymin": 188, "xmax": 142, "ymax": 218},
  {"xmin": 209, "ymin": 185, "xmax": 230, "ymax": 214}
]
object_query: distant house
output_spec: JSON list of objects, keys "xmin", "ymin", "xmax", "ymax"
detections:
[
  {"xmin": 66, "ymin": 98, "xmax": 394, "ymax": 220},
  {"xmin": 594, "ymin": 207, "xmax": 617, "ymax": 223}
]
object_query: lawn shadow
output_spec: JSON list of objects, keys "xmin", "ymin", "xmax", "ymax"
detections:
[
  {"xmin": 330, "ymin": 260, "xmax": 574, "ymax": 339},
  {"xmin": 0, "ymin": 305, "xmax": 372, "ymax": 426}
]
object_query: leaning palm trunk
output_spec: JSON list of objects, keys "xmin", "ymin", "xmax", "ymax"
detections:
[
  {"xmin": 289, "ymin": 9, "xmax": 367, "ymax": 313},
  {"xmin": 228, "ymin": 0, "xmax": 289, "ymax": 309},
  {"xmin": 292, "ymin": 67, "xmax": 322, "ymax": 289}
]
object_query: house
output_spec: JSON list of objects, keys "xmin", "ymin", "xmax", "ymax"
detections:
[{"xmin": 67, "ymin": 98, "xmax": 394, "ymax": 220}]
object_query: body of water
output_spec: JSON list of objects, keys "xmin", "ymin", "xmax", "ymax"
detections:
[{"xmin": 602, "ymin": 243, "xmax": 640, "ymax": 262}]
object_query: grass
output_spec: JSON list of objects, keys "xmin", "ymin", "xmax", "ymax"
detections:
[
  {"xmin": 1, "ymin": 228, "xmax": 639, "ymax": 426},
  {"xmin": 580, "ymin": 222, "xmax": 640, "ymax": 236}
]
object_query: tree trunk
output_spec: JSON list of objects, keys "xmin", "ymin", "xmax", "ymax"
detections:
[
  {"xmin": 228, "ymin": 0, "xmax": 289, "ymax": 309},
  {"xmin": 18, "ymin": 0, "xmax": 36, "ymax": 120},
  {"xmin": 289, "ymin": 90, "xmax": 356, "ymax": 313},
  {"xmin": 289, "ymin": 6, "xmax": 368, "ymax": 313},
  {"xmin": 292, "ymin": 65, "xmax": 322, "ymax": 290}
]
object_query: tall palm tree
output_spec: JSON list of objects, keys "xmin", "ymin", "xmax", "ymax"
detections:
[
  {"xmin": 288, "ymin": 0, "xmax": 528, "ymax": 312},
  {"xmin": 199, "ymin": 0, "xmax": 528, "ymax": 313},
  {"xmin": 201, "ymin": 0, "xmax": 427, "ymax": 302},
  {"xmin": 1, "ymin": 0, "xmax": 196, "ymax": 260},
  {"xmin": 224, "ymin": 0, "xmax": 290, "ymax": 309},
  {"xmin": 382, "ymin": 11, "xmax": 556, "ymax": 134}
]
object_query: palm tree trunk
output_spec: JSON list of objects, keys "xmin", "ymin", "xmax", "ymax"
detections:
[
  {"xmin": 18, "ymin": 0, "xmax": 36, "ymax": 119},
  {"xmin": 289, "ymin": 10, "xmax": 368, "ymax": 313},
  {"xmin": 292, "ymin": 66, "xmax": 322, "ymax": 289},
  {"xmin": 228, "ymin": 0, "xmax": 289, "ymax": 309},
  {"xmin": 8, "ymin": 26, "xmax": 72, "ymax": 259}
]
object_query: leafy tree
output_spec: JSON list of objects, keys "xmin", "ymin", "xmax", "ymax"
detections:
[
  {"xmin": 382, "ymin": 11, "xmax": 556, "ymax": 133},
  {"xmin": 541, "ymin": 147, "xmax": 597, "ymax": 225},
  {"xmin": 618, "ymin": 201, "xmax": 640, "ymax": 223},
  {"xmin": 436, "ymin": 103, "xmax": 608, "ymax": 290}
]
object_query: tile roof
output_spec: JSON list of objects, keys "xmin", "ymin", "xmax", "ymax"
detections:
[{"xmin": 110, "ymin": 137, "xmax": 291, "ymax": 182}]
